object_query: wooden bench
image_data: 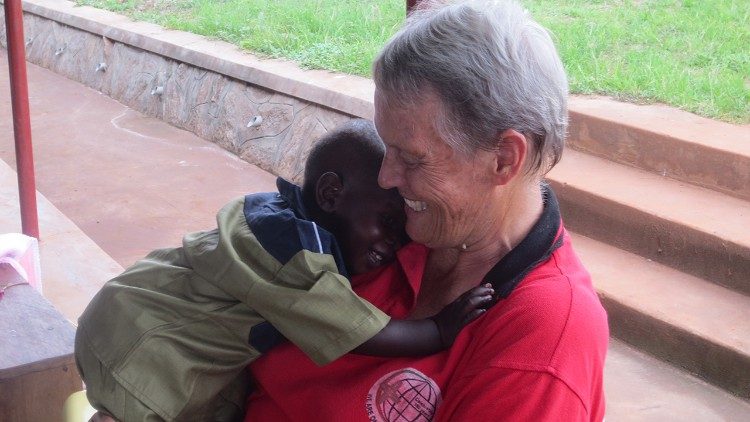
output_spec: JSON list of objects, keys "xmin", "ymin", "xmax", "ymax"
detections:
[{"xmin": 0, "ymin": 280, "xmax": 82, "ymax": 420}]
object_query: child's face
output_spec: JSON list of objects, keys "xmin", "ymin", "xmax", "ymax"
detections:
[{"xmin": 333, "ymin": 183, "xmax": 409, "ymax": 275}]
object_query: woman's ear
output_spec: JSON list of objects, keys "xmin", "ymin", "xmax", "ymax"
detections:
[
  {"xmin": 492, "ymin": 129, "xmax": 528, "ymax": 185},
  {"xmin": 315, "ymin": 172, "xmax": 343, "ymax": 213}
]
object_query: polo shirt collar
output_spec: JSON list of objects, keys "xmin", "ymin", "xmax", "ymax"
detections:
[{"xmin": 482, "ymin": 184, "xmax": 564, "ymax": 298}]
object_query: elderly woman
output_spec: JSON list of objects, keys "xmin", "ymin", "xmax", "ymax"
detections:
[{"xmin": 245, "ymin": 0, "xmax": 608, "ymax": 421}]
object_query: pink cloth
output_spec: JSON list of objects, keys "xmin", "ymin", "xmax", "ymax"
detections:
[{"xmin": 0, "ymin": 233, "xmax": 41, "ymax": 298}]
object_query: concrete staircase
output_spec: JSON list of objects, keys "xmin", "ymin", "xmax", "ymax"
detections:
[{"xmin": 547, "ymin": 97, "xmax": 750, "ymax": 401}]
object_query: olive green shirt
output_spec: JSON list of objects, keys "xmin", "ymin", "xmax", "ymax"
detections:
[{"xmin": 76, "ymin": 186, "xmax": 390, "ymax": 420}]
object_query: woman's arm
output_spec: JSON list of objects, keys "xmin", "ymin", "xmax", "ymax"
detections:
[{"xmin": 352, "ymin": 284, "xmax": 494, "ymax": 356}]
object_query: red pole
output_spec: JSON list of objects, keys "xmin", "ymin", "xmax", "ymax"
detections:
[{"xmin": 4, "ymin": 0, "xmax": 39, "ymax": 238}]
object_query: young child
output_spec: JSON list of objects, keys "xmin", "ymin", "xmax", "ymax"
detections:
[{"xmin": 75, "ymin": 119, "xmax": 494, "ymax": 422}]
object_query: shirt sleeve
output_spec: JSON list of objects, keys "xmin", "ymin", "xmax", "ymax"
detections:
[
  {"xmin": 436, "ymin": 367, "xmax": 590, "ymax": 421},
  {"xmin": 245, "ymin": 248, "xmax": 391, "ymax": 366},
  {"xmin": 186, "ymin": 196, "xmax": 391, "ymax": 367}
]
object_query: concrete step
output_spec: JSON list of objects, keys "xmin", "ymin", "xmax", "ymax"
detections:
[
  {"xmin": 605, "ymin": 339, "xmax": 750, "ymax": 421},
  {"xmin": 568, "ymin": 97, "xmax": 750, "ymax": 201},
  {"xmin": 548, "ymin": 148, "xmax": 750, "ymax": 296},
  {"xmin": 0, "ymin": 160, "xmax": 123, "ymax": 323},
  {"xmin": 571, "ymin": 232, "xmax": 750, "ymax": 399}
]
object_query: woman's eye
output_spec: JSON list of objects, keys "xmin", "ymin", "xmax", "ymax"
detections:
[{"xmin": 400, "ymin": 153, "xmax": 419, "ymax": 168}]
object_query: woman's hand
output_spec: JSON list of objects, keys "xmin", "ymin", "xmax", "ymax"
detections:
[{"xmin": 431, "ymin": 283, "xmax": 496, "ymax": 347}]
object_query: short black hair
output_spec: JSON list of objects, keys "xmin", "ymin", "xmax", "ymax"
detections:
[{"xmin": 302, "ymin": 119, "xmax": 385, "ymax": 202}]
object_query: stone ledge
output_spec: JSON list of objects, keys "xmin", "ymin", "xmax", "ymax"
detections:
[
  {"xmin": 1, "ymin": 3, "xmax": 358, "ymax": 180},
  {"xmin": 14, "ymin": 0, "xmax": 375, "ymax": 119}
]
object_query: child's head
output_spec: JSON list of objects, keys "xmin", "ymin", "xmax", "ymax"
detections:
[{"xmin": 303, "ymin": 119, "xmax": 409, "ymax": 275}]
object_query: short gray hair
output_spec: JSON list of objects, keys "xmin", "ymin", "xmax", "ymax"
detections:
[{"xmin": 373, "ymin": 0, "xmax": 568, "ymax": 174}]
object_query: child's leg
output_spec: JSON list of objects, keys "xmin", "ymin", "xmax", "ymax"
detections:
[
  {"xmin": 192, "ymin": 373, "xmax": 250, "ymax": 422},
  {"xmin": 75, "ymin": 332, "xmax": 163, "ymax": 422}
]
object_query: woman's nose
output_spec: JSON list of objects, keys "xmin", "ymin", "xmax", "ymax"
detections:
[{"xmin": 378, "ymin": 150, "xmax": 402, "ymax": 189}]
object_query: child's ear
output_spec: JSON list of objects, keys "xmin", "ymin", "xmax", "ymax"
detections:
[{"xmin": 315, "ymin": 172, "xmax": 343, "ymax": 213}]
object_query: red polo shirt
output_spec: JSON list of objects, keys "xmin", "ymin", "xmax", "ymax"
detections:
[{"xmin": 246, "ymin": 188, "xmax": 608, "ymax": 421}]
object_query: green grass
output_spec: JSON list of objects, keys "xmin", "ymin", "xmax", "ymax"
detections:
[
  {"xmin": 77, "ymin": 0, "xmax": 405, "ymax": 76},
  {"xmin": 75, "ymin": 0, "xmax": 749, "ymax": 123},
  {"xmin": 528, "ymin": 0, "xmax": 749, "ymax": 123}
]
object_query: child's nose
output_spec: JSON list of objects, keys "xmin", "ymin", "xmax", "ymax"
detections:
[{"xmin": 384, "ymin": 230, "xmax": 404, "ymax": 250}]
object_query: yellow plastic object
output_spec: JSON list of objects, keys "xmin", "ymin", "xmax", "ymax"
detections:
[{"xmin": 63, "ymin": 390, "xmax": 97, "ymax": 422}]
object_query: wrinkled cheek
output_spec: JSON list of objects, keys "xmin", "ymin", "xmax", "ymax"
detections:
[
  {"xmin": 433, "ymin": 205, "xmax": 472, "ymax": 248},
  {"xmin": 404, "ymin": 212, "xmax": 428, "ymax": 243},
  {"xmin": 405, "ymin": 208, "xmax": 445, "ymax": 246},
  {"xmin": 404, "ymin": 215, "xmax": 424, "ymax": 241}
]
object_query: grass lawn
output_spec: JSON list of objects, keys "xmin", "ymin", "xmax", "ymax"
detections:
[{"xmin": 75, "ymin": 0, "xmax": 749, "ymax": 123}]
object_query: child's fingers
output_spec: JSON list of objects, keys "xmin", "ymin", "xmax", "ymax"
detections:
[
  {"xmin": 462, "ymin": 294, "xmax": 494, "ymax": 313},
  {"xmin": 474, "ymin": 286, "xmax": 495, "ymax": 296},
  {"xmin": 462, "ymin": 308, "xmax": 487, "ymax": 325},
  {"xmin": 459, "ymin": 284, "xmax": 493, "ymax": 300},
  {"xmin": 465, "ymin": 285, "xmax": 494, "ymax": 299}
]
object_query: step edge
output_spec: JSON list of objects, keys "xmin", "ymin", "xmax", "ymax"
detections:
[
  {"xmin": 568, "ymin": 97, "xmax": 750, "ymax": 158},
  {"xmin": 548, "ymin": 150, "xmax": 750, "ymax": 249},
  {"xmin": 602, "ymin": 295, "xmax": 750, "ymax": 399},
  {"xmin": 571, "ymin": 233, "xmax": 750, "ymax": 356}
]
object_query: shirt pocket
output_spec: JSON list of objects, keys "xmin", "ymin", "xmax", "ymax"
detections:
[{"xmin": 112, "ymin": 315, "xmax": 257, "ymax": 420}]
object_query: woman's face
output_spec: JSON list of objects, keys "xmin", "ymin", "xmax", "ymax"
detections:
[{"xmin": 374, "ymin": 90, "xmax": 496, "ymax": 249}]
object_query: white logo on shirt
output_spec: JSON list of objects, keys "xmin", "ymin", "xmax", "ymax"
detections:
[{"xmin": 365, "ymin": 368, "xmax": 442, "ymax": 422}]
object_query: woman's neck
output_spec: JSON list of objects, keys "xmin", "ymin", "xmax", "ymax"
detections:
[{"xmin": 411, "ymin": 182, "xmax": 544, "ymax": 318}]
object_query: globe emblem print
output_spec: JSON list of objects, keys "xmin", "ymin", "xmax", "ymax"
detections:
[{"xmin": 370, "ymin": 368, "xmax": 441, "ymax": 422}]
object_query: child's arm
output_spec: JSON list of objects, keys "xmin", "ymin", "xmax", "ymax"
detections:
[{"xmin": 352, "ymin": 284, "xmax": 495, "ymax": 356}]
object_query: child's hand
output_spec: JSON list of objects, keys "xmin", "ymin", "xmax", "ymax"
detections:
[{"xmin": 431, "ymin": 283, "xmax": 496, "ymax": 348}]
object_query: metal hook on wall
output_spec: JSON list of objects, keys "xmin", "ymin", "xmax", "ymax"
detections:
[
  {"xmin": 95, "ymin": 62, "xmax": 107, "ymax": 72},
  {"xmin": 151, "ymin": 86, "xmax": 164, "ymax": 96},
  {"xmin": 54, "ymin": 45, "xmax": 66, "ymax": 56},
  {"xmin": 247, "ymin": 115, "xmax": 263, "ymax": 128}
]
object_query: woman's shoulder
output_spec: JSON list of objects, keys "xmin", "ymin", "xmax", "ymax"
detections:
[
  {"xmin": 466, "ymin": 238, "xmax": 608, "ymax": 370},
  {"xmin": 519, "ymin": 233, "xmax": 604, "ymax": 321},
  {"xmin": 447, "ymin": 241, "xmax": 608, "ymax": 413}
]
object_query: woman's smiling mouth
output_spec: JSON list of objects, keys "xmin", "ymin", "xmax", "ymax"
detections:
[{"xmin": 404, "ymin": 197, "xmax": 427, "ymax": 212}]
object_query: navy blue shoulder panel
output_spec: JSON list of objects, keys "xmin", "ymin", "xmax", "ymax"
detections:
[
  {"xmin": 242, "ymin": 192, "xmax": 349, "ymax": 278},
  {"xmin": 248, "ymin": 321, "xmax": 287, "ymax": 354}
]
